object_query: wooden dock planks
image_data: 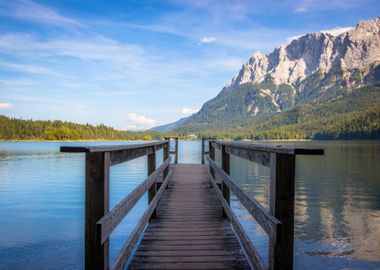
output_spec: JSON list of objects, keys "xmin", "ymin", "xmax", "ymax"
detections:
[{"xmin": 129, "ymin": 164, "xmax": 250, "ymax": 270}]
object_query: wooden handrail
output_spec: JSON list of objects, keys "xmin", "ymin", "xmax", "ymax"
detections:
[
  {"xmin": 210, "ymin": 140, "xmax": 324, "ymax": 155},
  {"xmin": 202, "ymin": 138, "xmax": 324, "ymax": 270},
  {"xmin": 60, "ymin": 140, "xmax": 168, "ymax": 153},
  {"xmin": 207, "ymin": 157, "xmax": 281, "ymax": 242},
  {"xmin": 60, "ymin": 140, "xmax": 171, "ymax": 270},
  {"xmin": 112, "ymin": 168, "xmax": 174, "ymax": 270},
  {"xmin": 97, "ymin": 157, "xmax": 171, "ymax": 244},
  {"xmin": 206, "ymin": 167, "xmax": 267, "ymax": 270}
]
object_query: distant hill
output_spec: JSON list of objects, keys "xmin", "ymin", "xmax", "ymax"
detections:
[{"xmin": 150, "ymin": 116, "xmax": 190, "ymax": 132}]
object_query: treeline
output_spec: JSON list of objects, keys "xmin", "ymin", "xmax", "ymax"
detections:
[
  {"xmin": 179, "ymin": 104, "xmax": 380, "ymax": 140},
  {"xmin": 0, "ymin": 115, "xmax": 170, "ymax": 141}
]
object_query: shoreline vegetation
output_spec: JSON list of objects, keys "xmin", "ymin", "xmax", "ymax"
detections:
[
  {"xmin": 1, "ymin": 113, "xmax": 379, "ymax": 142},
  {"xmin": 0, "ymin": 138, "xmax": 316, "ymax": 143}
]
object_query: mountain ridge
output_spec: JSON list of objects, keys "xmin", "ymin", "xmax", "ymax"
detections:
[{"xmin": 151, "ymin": 17, "xmax": 380, "ymax": 137}]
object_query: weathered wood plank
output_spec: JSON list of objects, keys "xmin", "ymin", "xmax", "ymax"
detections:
[
  {"xmin": 110, "ymin": 147, "xmax": 153, "ymax": 166},
  {"xmin": 221, "ymin": 145, "xmax": 230, "ymax": 217},
  {"xmin": 163, "ymin": 142, "xmax": 169, "ymax": 180},
  {"xmin": 268, "ymin": 153, "xmax": 295, "ymax": 270},
  {"xmin": 201, "ymin": 138, "xmax": 206, "ymax": 164},
  {"xmin": 129, "ymin": 262, "xmax": 250, "ymax": 270},
  {"xmin": 148, "ymin": 146, "xmax": 157, "ymax": 219},
  {"xmin": 174, "ymin": 138, "xmax": 179, "ymax": 164},
  {"xmin": 129, "ymin": 255, "xmax": 248, "ymax": 263},
  {"xmin": 86, "ymin": 152, "xmax": 110, "ymax": 270},
  {"xmin": 225, "ymin": 146, "xmax": 270, "ymax": 167},
  {"xmin": 134, "ymin": 249, "xmax": 244, "ymax": 257},
  {"xmin": 129, "ymin": 164, "xmax": 250, "ymax": 270},
  {"xmin": 212, "ymin": 140, "xmax": 324, "ymax": 155},
  {"xmin": 209, "ymin": 141, "xmax": 216, "ymax": 181},
  {"xmin": 136, "ymin": 244, "xmax": 242, "ymax": 251},
  {"xmin": 60, "ymin": 141, "xmax": 167, "ymax": 153}
]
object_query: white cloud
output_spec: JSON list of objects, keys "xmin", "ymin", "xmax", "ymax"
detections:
[
  {"xmin": 199, "ymin": 36, "xmax": 216, "ymax": 44},
  {"xmin": 0, "ymin": 103, "xmax": 13, "ymax": 109},
  {"xmin": 320, "ymin": 27, "xmax": 353, "ymax": 36},
  {"xmin": 294, "ymin": 7, "xmax": 307, "ymax": 13},
  {"xmin": 0, "ymin": 61, "xmax": 56, "ymax": 75},
  {"xmin": 0, "ymin": 34, "xmax": 144, "ymax": 63},
  {"xmin": 286, "ymin": 34, "xmax": 304, "ymax": 44},
  {"xmin": 6, "ymin": 0, "xmax": 81, "ymax": 27},
  {"xmin": 293, "ymin": 0, "xmax": 369, "ymax": 13},
  {"xmin": 181, "ymin": 107, "xmax": 198, "ymax": 116},
  {"xmin": 126, "ymin": 113, "xmax": 156, "ymax": 131},
  {"xmin": 286, "ymin": 26, "xmax": 353, "ymax": 44}
]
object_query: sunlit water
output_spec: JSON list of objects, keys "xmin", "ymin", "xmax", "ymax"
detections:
[{"xmin": 0, "ymin": 141, "xmax": 379, "ymax": 269}]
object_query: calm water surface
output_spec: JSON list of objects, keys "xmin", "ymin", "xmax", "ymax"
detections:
[{"xmin": 0, "ymin": 141, "xmax": 379, "ymax": 269}]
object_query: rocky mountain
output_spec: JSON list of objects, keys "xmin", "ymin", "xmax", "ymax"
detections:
[{"xmin": 150, "ymin": 17, "xmax": 380, "ymax": 134}]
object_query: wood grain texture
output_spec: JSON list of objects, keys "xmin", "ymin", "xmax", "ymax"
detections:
[
  {"xmin": 212, "ymin": 140, "xmax": 324, "ymax": 155},
  {"xmin": 60, "ymin": 141, "xmax": 167, "ymax": 153},
  {"xmin": 85, "ymin": 152, "xmax": 110, "ymax": 270},
  {"xmin": 269, "ymin": 153, "xmax": 295, "ymax": 270},
  {"xmin": 129, "ymin": 164, "xmax": 251, "ymax": 270}
]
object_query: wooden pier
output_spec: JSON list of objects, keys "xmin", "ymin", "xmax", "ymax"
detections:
[{"xmin": 61, "ymin": 138, "xmax": 323, "ymax": 270}]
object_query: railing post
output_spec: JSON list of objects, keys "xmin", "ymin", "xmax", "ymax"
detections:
[
  {"xmin": 148, "ymin": 146, "xmax": 157, "ymax": 219},
  {"xmin": 201, "ymin": 138, "xmax": 205, "ymax": 164},
  {"xmin": 208, "ymin": 141, "xmax": 215, "ymax": 179},
  {"xmin": 85, "ymin": 152, "xmax": 110, "ymax": 270},
  {"xmin": 175, "ymin": 137, "xmax": 179, "ymax": 164},
  {"xmin": 163, "ymin": 141, "xmax": 169, "ymax": 180},
  {"xmin": 221, "ymin": 145, "xmax": 230, "ymax": 216},
  {"xmin": 269, "ymin": 153, "xmax": 295, "ymax": 270}
]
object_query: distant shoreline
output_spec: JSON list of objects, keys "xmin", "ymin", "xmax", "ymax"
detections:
[
  {"xmin": 1, "ymin": 138, "xmax": 378, "ymax": 143},
  {"xmin": 0, "ymin": 139, "xmax": 145, "ymax": 142}
]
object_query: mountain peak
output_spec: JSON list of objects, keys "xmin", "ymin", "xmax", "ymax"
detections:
[{"xmin": 221, "ymin": 17, "xmax": 380, "ymax": 94}]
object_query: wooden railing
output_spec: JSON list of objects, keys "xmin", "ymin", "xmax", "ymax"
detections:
[
  {"xmin": 202, "ymin": 139, "xmax": 324, "ymax": 270},
  {"xmin": 61, "ymin": 141, "xmax": 175, "ymax": 270}
]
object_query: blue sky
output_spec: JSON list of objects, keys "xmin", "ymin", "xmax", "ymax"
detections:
[{"xmin": 0, "ymin": 0, "xmax": 379, "ymax": 130}]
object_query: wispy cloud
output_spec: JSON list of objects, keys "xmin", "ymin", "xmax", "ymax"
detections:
[
  {"xmin": 0, "ymin": 61, "xmax": 57, "ymax": 75},
  {"xmin": 181, "ymin": 107, "xmax": 198, "ymax": 116},
  {"xmin": 1, "ymin": 0, "xmax": 82, "ymax": 27},
  {"xmin": 126, "ymin": 113, "xmax": 156, "ymax": 131},
  {"xmin": 0, "ymin": 34, "xmax": 143, "ymax": 62},
  {"xmin": 199, "ymin": 36, "xmax": 216, "ymax": 45},
  {"xmin": 293, "ymin": 0, "xmax": 371, "ymax": 13},
  {"xmin": 286, "ymin": 34, "xmax": 304, "ymax": 43},
  {"xmin": 320, "ymin": 26, "xmax": 353, "ymax": 36},
  {"xmin": 0, "ymin": 103, "xmax": 13, "ymax": 109},
  {"xmin": 286, "ymin": 26, "xmax": 353, "ymax": 44},
  {"xmin": 294, "ymin": 7, "xmax": 307, "ymax": 13}
]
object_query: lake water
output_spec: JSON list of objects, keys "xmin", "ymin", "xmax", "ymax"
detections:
[{"xmin": 0, "ymin": 141, "xmax": 379, "ymax": 270}]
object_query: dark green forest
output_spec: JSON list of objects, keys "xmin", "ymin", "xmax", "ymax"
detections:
[
  {"xmin": 0, "ymin": 116, "xmax": 167, "ymax": 141},
  {"xmin": 177, "ymin": 85, "xmax": 380, "ymax": 140}
]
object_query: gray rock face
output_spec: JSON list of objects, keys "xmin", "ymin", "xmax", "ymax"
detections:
[{"xmin": 222, "ymin": 17, "xmax": 380, "ymax": 95}]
